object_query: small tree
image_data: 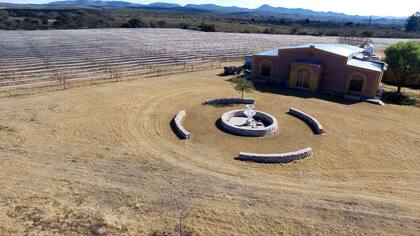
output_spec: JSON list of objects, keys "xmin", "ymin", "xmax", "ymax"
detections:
[
  {"xmin": 232, "ymin": 77, "xmax": 254, "ymax": 99},
  {"xmin": 51, "ymin": 69, "xmax": 69, "ymax": 90},
  {"xmin": 59, "ymin": 70, "xmax": 71, "ymax": 90},
  {"xmin": 384, "ymin": 41, "xmax": 420, "ymax": 93},
  {"xmin": 405, "ymin": 12, "xmax": 420, "ymax": 32},
  {"xmin": 109, "ymin": 68, "xmax": 121, "ymax": 82},
  {"xmin": 198, "ymin": 22, "xmax": 216, "ymax": 32},
  {"xmin": 126, "ymin": 17, "xmax": 149, "ymax": 28}
]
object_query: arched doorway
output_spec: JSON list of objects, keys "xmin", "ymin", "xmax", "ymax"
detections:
[
  {"xmin": 296, "ymin": 69, "xmax": 311, "ymax": 89},
  {"xmin": 348, "ymin": 73, "xmax": 365, "ymax": 94}
]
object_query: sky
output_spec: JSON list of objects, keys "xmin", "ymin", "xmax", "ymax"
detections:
[{"xmin": 2, "ymin": 0, "xmax": 419, "ymax": 17}]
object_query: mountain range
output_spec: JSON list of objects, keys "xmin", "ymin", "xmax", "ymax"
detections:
[{"xmin": 1, "ymin": 0, "xmax": 408, "ymax": 25}]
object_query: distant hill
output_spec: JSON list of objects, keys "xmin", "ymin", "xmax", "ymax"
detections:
[
  {"xmin": 184, "ymin": 4, "xmax": 250, "ymax": 13},
  {"xmin": 257, "ymin": 4, "xmax": 350, "ymax": 18},
  {"xmin": 255, "ymin": 4, "xmax": 406, "ymax": 24},
  {"xmin": 0, "ymin": 0, "xmax": 408, "ymax": 25},
  {"xmin": 147, "ymin": 2, "xmax": 181, "ymax": 9},
  {"xmin": 48, "ymin": 0, "xmax": 141, "ymax": 7}
]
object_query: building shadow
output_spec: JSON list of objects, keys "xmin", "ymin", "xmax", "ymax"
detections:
[
  {"xmin": 251, "ymin": 82, "xmax": 361, "ymax": 105},
  {"xmin": 217, "ymin": 72, "xmax": 231, "ymax": 77}
]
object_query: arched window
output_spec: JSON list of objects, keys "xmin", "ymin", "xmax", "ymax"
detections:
[
  {"xmin": 260, "ymin": 61, "xmax": 272, "ymax": 77},
  {"xmin": 296, "ymin": 69, "xmax": 311, "ymax": 89},
  {"xmin": 348, "ymin": 74, "xmax": 365, "ymax": 93}
]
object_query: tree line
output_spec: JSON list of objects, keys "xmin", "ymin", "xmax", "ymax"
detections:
[{"xmin": 0, "ymin": 8, "xmax": 419, "ymax": 38}]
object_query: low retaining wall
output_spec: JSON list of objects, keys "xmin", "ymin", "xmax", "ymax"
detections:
[
  {"xmin": 365, "ymin": 98, "xmax": 385, "ymax": 106},
  {"xmin": 236, "ymin": 147, "xmax": 312, "ymax": 164},
  {"xmin": 220, "ymin": 110, "xmax": 277, "ymax": 137},
  {"xmin": 288, "ymin": 108, "xmax": 324, "ymax": 134},
  {"xmin": 204, "ymin": 98, "xmax": 254, "ymax": 105},
  {"xmin": 171, "ymin": 110, "xmax": 191, "ymax": 139}
]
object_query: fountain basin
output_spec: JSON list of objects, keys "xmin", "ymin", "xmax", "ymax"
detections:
[{"xmin": 220, "ymin": 109, "xmax": 278, "ymax": 137}]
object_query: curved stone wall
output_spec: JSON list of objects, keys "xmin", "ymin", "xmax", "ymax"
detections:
[
  {"xmin": 220, "ymin": 110, "xmax": 277, "ymax": 137},
  {"xmin": 171, "ymin": 110, "xmax": 191, "ymax": 139},
  {"xmin": 288, "ymin": 108, "xmax": 324, "ymax": 134},
  {"xmin": 236, "ymin": 147, "xmax": 312, "ymax": 163},
  {"xmin": 204, "ymin": 98, "xmax": 254, "ymax": 105}
]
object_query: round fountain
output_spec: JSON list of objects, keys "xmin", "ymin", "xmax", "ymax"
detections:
[{"xmin": 219, "ymin": 104, "xmax": 278, "ymax": 137}]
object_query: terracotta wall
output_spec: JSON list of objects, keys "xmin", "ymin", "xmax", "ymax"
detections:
[
  {"xmin": 288, "ymin": 62, "xmax": 322, "ymax": 92},
  {"xmin": 252, "ymin": 48, "xmax": 382, "ymax": 97}
]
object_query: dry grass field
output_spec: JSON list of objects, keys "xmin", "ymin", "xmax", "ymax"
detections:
[{"xmin": 0, "ymin": 67, "xmax": 419, "ymax": 235}]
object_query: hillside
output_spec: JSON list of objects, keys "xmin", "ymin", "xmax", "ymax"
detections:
[
  {"xmin": 0, "ymin": 0, "xmax": 408, "ymax": 25},
  {"xmin": 0, "ymin": 6, "xmax": 417, "ymax": 38}
]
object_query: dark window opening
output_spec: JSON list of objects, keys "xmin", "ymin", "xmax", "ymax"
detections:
[
  {"xmin": 261, "ymin": 62, "xmax": 271, "ymax": 77},
  {"xmin": 349, "ymin": 79, "xmax": 364, "ymax": 92}
]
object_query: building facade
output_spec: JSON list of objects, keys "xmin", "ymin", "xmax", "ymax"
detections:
[{"xmin": 251, "ymin": 44, "xmax": 387, "ymax": 98}]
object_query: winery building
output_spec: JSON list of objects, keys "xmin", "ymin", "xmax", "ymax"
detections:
[{"xmin": 251, "ymin": 44, "xmax": 387, "ymax": 98}]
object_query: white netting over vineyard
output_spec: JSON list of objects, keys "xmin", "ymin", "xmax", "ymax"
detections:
[{"xmin": 0, "ymin": 28, "xmax": 411, "ymax": 88}]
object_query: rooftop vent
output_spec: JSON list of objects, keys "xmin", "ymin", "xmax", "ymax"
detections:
[{"xmin": 363, "ymin": 42, "xmax": 375, "ymax": 55}]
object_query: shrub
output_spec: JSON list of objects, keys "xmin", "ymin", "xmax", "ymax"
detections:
[
  {"xmin": 263, "ymin": 27, "xmax": 276, "ymax": 34},
  {"xmin": 198, "ymin": 22, "xmax": 216, "ymax": 32},
  {"xmin": 125, "ymin": 17, "xmax": 149, "ymax": 28},
  {"xmin": 289, "ymin": 26, "xmax": 300, "ymax": 34},
  {"xmin": 325, "ymin": 30, "xmax": 339, "ymax": 36},
  {"xmin": 362, "ymin": 30, "xmax": 374, "ymax": 37},
  {"xmin": 381, "ymin": 91, "xmax": 416, "ymax": 105}
]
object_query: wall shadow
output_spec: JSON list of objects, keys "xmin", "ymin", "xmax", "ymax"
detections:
[
  {"xmin": 203, "ymin": 103, "xmax": 237, "ymax": 107},
  {"xmin": 170, "ymin": 117, "xmax": 185, "ymax": 140},
  {"xmin": 252, "ymin": 82, "xmax": 361, "ymax": 105}
]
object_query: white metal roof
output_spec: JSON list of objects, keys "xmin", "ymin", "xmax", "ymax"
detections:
[
  {"xmin": 253, "ymin": 44, "xmax": 385, "ymax": 72},
  {"xmin": 255, "ymin": 48, "xmax": 279, "ymax": 56},
  {"xmin": 347, "ymin": 58, "xmax": 386, "ymax": 72},
  {"xmin": 254, "ymin": 44, "xmax": 364, "ymax": 57},
  {"xmin": 279, "ymin": 44, "xmax": 362, "ymax": 57}
]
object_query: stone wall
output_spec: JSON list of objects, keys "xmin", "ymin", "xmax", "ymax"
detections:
[
  {"xmin": 204, "ymin": 98, "xmax": 254, "ymax": 105},
  {"xmin": 171, "ymin": 110, "xmax": 191, "ymax": 139},
  {"xmin": 236, "ymin": 147, "xmax": 312, "ymax": 163},
  {"xmin": 288, "ymin": 108, "xmax": 324, "ymax": 134},
  {"xmin": 220, "ymin": 110, "xmax": 277, "ymax": 137}
]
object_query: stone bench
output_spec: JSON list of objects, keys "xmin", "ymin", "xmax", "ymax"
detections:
[
  {"xmin": 171, "ymin": 110, "xmax": 191, "ymax": 139},
  {"xmin": 236, "ymin": 147, "xmax": 312, "ymax": 164},
  {"xmin": 288, "ymin": 108, "xmax": 324, "ymax": 134},
  {"xmin": 204, "ymin": 98, "xmax": 254, "ymax": 105}
]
